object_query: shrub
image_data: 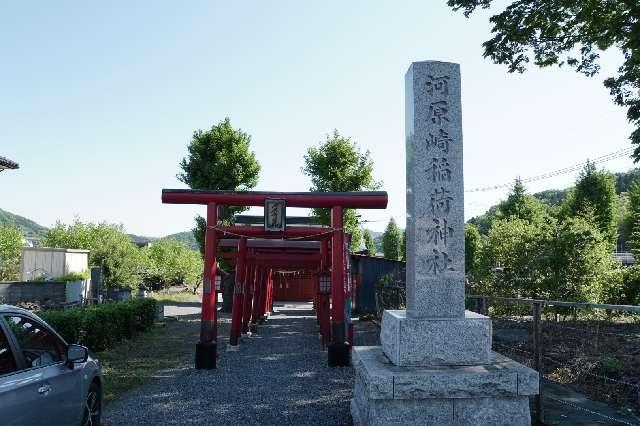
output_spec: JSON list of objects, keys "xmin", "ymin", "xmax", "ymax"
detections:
[
  {"xmin": 56, "ymin": 270, "xmax": 89, "ymax": 282},
  {"xmin": 621, "ymin": 265, "xmax": 640, "ymax": 305},
  {"xmin": 40, "ymin": 298, "xmax": 157, "ymax": 351},
  {"xmin": 43, "ymin": 220, "xmax": 144, "ymax": 289},
  {"xmin": 0, "ymin": 226, "xmax": 22, "ymax": 281},
  {"xmin": 601, "ymin": 357, "xmax": 624, "ymax": 377},
  {"xmin": 141, "ymin": 239, "xmax": 203, "ymax": 290}
]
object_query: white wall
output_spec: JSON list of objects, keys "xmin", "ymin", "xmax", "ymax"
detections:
[{"xmin": 21, "ymin": 248, "xmax": 89, "ymax": 281}]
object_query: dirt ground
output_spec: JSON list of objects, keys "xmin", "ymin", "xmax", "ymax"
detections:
[{"xmin": 492, "ymin": 315, "xmax": 640, "ymax": 423}]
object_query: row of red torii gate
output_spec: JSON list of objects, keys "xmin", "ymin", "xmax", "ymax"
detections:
[{"xmin": 161, "ymin": 189, "xmax": 388, "ymax": 369}]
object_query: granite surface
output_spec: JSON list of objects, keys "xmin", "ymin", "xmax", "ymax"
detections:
[
  {"xmin": 380, "ymin": 310, "xmax": 492, "ymax": 366},
  {"xmin": 351, "ymin": 346, "xmax": 536, "ymax": 425},
  {"xmin": 405, "ymin": 61, "xmax": 465, "ymax": 320},
  {"xmin": 353, "ymin": 346, "xmax": 538, "ymax": 400},
  {"xmin": 351, "ymin": 60, "xmax": 536, "ymax": 425},
  {"xmin": 351, "ymin": 397, "xmax": 530, "ymax": 426}
]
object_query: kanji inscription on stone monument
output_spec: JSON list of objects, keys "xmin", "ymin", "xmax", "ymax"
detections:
[
  {"xmin": 406, "ymin": 61, "xmax": 465, "ymax": 318},
  {"xmin": 351, "ymin": 60, "xmax": 538, "ymax": 426}
]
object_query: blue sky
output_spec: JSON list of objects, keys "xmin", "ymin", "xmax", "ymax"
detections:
[{"xmin": 1, "ymin": 1, "xmax": 635, "ymax": 237}]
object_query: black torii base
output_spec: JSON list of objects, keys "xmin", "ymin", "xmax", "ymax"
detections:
[
  {"xmin": 327, "ymin": 342, "xmax": 351, "ymax": 367},
  {"xmin": 195, "ymin": 341, "xmax": 217, "ymax": 370}
]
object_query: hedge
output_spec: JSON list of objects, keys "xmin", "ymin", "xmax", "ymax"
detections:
[{"xmin": 40, "ymin": 298, "xmax": 157, "ymax": 351}]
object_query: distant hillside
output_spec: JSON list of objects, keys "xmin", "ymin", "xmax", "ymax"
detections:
[
  {"xmin": 468, "ymin": 167, "xmax": 640, "ymax": 238},
  {"xmin": 127, "ymin": 231, "xmax": 197, "ymax": 250},
  {"xmin": 0, "ymin": 208, "xmax": 198, "ymax": 250},
  {"xmin": 163, "ymin": 231, "xmax": 198, "ymax": 250},
  {"xmin": 0, "ymin": 208, "xmax": 48, "ymax": 238},
  {"xmin": 127, "ymin": 234, "xmax": 158, "ymax": 246}
]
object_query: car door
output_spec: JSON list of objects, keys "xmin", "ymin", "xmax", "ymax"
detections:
[
  {"xmin": 0, "ymin": 318, "xmax": 41, "ymax": 425},
  {"xmin": 1, "ymin": 313, "xmax": 84, "ymax": 425}
]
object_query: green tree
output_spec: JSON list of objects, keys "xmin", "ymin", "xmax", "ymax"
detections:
[
  {"xmin": 621, "ymin": 265, "xmax": 640, "ymax": 305},
  {"xmin": 0, "ymin": 226, "xmax": 23, "ymax": 281},
  {"xmin": 533, "ymin": 189, "xmax": 569, "ymax": 208},
  {"xmin": 467, "ymin": 204, "xmax": 500, "ymax": 235},
  {"xmin": 401, "ymin": 229, "xmax": 407, "ymax": 261},
  {"xmin": 616, "ymin": 168, "xmax": 640, "ymax": 193},
  {"xmin": 616, "ymin": 192, "xmax": 630, "ymax": 250},
  {"xmin": 629, "ymin": 212, "xmax": 640, "ymax": 259},
  {"xmin": 626, "ymin": 181, "xmax": 640, "ymax": 252},
  {"xmin": 497, "ymin": 179, "xmax": 546, "ymax": 224},
  {"xmin": 363, "ymin": 229, "xmax": 377, "ymax": 255},
  {"xmin": 302, "ymin": 130, "xmax": 381, "ymax": 251},
  {"xmin": 464, "ymin": 224, "xmax": 482, "ymax": 280},
  {"xmin": 382, "ymin": 218, "xmax": 403, "ymax": 260},
  {"xmin": 43, "ymin": 220, "xmax": 143, "ymax": 288},
  {"xmin": 563, "ymin": 162, "xmax": 617, "ymax": 246},
  {"xmin": 480, "ymin": 218, "xmax": 549, "ymax": 297},
  {"xmin": 546, "ymin": 215, "xmax": 622, "ymax": 303},
  {"xmin": 448, "ymin": 0, "xmax": 640, "ymax": 159},
  {"xmin": 178, "ymin": 118, "xmax": 261, "ymax": 255},
  {"xmin": 476, "ymin": 213, "xmax": 620, "ymax": 303},
  {"xmin": 142, "ymin": 239, "xmax": 203, "ymax": 290}
]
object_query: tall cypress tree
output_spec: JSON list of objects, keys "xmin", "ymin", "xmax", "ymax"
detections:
[
  {"xmin": 564, "ymin": 162, "xmax": 617, "ymax": 248},
  {"xmin": 382, "ymin": 218, "xmax": 403, "ymax": 260}
]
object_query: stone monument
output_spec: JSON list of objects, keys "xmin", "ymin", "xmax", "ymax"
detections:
[{"xmin": 351, "ymin": 61, "xmax": 539, "ymax": 425}]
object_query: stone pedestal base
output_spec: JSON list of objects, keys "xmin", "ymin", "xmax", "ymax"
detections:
[
  {"xmin": 351, "ymin": 346, "xmax": 538, "ymax": 426},
  {"xmin": 381, "ymin": 310, "xmax": 492, "ymax": 366}
]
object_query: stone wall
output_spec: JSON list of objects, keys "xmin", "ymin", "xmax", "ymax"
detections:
[{"xmin": 0, "ymin": 281, "xmax": 67, "ymax": 305}]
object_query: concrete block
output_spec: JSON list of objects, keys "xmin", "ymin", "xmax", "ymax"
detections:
[
  {"xmin": 454, "ymin": 397, "xmax": 530, "ymax": 425},
  {"xmin": 352, "ymin": 397, "xmax": 454, "ymax": 426},
  {"xmin": 381, "ymin": 310, "xmax": 491, "ymax": 366},
  {"xmin": 353, "ymin": 347, "xmax": 538, "ymax": 399},
  {"xmin": 352, "ymin": 347, "xmax": 537, "ymax": 425}
]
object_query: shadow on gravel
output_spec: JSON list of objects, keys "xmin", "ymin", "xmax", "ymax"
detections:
[{"xmin": 105, "ymin": 303, "xmax": 355, "ymax": 425}]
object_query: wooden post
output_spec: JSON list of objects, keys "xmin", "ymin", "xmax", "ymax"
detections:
[
  {"xmin": 532, "ymin": 301, "xmax": 544, "ymax": 423},
  {"xmin": 230, "ymin": 237, "xmax": 247, "ymax": 346},
  {"xmin": 241, "ymin": 262, "xmax": 255, "ymax": 334},
  {"xmin": 250, "ymin": 267, "xmax": 263, "ymax": 332}
]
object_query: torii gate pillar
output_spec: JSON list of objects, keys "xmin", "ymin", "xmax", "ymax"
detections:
[
  {"xmin": 195, "ymin": 202, "xmax": 218, "ymax": 369},
  {"xmin": 328, "ymin": 205, "xmax": 350, "ymax": 367}
]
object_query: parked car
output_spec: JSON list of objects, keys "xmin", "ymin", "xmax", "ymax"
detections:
[{"xmin": 0, "ymin": 304, "xmax": 102, "ymax": 425}]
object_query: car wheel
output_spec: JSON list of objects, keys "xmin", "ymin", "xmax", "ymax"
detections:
[{"xmin": 82, "ymin": 382, "xmax": 101, "ymax": 426}]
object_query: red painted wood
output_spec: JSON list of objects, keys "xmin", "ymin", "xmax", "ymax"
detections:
[
  {"xmin": 331, "ymin": 206, "xmax": 345, "ymax": 324},
  {"xmin": 241, "ymin": 263, "xmax": 255, "ymax": 333},
  {"xmin": 162, "ymin": 189, "xmax": 388, "ymax": 209},
  {"xmin": 200, "ymin": 202, "xmax": 217, "ymax": 342},
  {"xmin": 273, "ymin": 275, "xmax": 316, "ymax": 301},
  {"xmin": 230, "ymin": 237, "xmax": 247, "ymax": 345}
]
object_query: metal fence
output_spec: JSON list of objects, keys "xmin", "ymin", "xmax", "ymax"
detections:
[
  {"xmin": 467, "ymin": 295, "xmax": 640, "ymax": 424},
  {"xmin": 373, "ymin": 271, "xmax": 406, "ymax": 319},
  {"xmin": 375, "ymin": 282, "xmax": 640, "ymax": 424}
]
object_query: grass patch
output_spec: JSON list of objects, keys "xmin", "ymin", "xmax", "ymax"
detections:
[
  {"xmin": 149, "ymin": 291, "xmax": 201, "ymax": 304},
  {"xmin": 97, "ymin": 317, "xmax": 200, "ymax": 404}
]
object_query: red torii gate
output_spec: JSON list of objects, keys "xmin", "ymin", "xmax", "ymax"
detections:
[
  {"xmin": 219, "ymin": 239, "xmax": 325, "ymax": 345},
  {"xmin": 161, "ymin": 189, "xmax": 387, "ymax": 369}
]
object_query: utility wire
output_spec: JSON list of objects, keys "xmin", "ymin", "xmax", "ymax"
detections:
[{"xmin": 465, "ymin": 147, "xmax": 634, "ymax": 193}]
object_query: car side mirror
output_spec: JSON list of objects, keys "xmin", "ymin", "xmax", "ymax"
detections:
[{"xmin": 66, "ymin": 344, "xmax": 88, "ymax": 367}]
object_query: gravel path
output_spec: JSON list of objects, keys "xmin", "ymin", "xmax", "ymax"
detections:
[{"xmin": 104, "ymin": 302, "xmax": 362, "ymax": 425}]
